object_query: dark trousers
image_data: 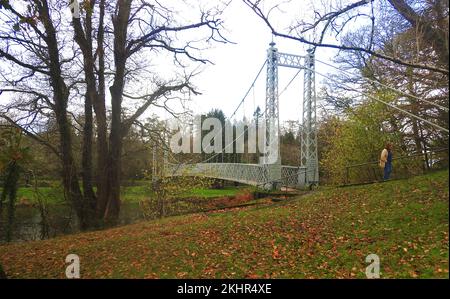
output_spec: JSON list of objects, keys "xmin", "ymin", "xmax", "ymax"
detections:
[{"xmin": 384, "ymin": 163, "xmax": 392, "ymax": 180}]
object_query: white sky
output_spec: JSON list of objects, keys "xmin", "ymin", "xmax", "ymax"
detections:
[{"xmin": 153, "ymin": 0, "xmax": 342, "ymax": 124}]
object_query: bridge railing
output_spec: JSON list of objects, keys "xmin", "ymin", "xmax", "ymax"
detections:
[
  {"xmin": 165, "ymin": 163, "xmax": 308, "ymax": 188},
  {"xmin": 281, "ymin": 166, "xmax": 306, "ymax": 188},
  {"xmin": 343, "ymin": 148, "xmax": 449, "ymax": 185},
  {"xmin": 165, "ymin": 163, "xmax": 268, "ymax": 186}
]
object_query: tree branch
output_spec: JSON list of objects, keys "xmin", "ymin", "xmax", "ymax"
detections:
[
  {"xmin": 0, "ymin": 114, "xmax": 61, "ymax": 158},
  {"xmin": 0, "ymin": 49, "xmax": 50, "ymax": 75},
  {"xmin": 121, "ymin": 82, "xmax": 198, "ymax": 136},
  {"xmin": 243, "ymin": 0, "xmax": 449, "ymax": 75}
]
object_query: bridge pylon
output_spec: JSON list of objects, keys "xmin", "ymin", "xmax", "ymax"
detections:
[
  {"xmin": 262, "ymin": 42, "xmax": 282, "ymax": 189},
  {"xmin": 263, "ymin": 43, "xmax": 319, "ymax": 188},
  {"xmin": 301, "ymin": 48, "xmax": 319, "ymax": 185}
]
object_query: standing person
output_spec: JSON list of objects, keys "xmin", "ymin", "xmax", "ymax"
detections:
[{"xmin": 380, "ymin": 143, "xmax": 393, "ymax": 180}]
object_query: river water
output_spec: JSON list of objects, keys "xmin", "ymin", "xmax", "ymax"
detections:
[{"xmin": 0, "ymin": 202, "xmax": 145, "ymax": 243}]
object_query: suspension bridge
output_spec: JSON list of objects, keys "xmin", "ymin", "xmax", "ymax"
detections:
[{"xmin": 159, "ymin": 42, "xmax": 449, "ymax": 190}]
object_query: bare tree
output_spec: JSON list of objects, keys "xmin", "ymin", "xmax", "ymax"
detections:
[
  {"xmin": 243, "ymin": 0, "xmax": 449, "ymax": 75},
  {"xmin": 69, "ymin": 0, "xmax": 228, "ymax": 222},
  {"xmin": 1, "ymin": 0, "xmax": 229, "ymax": 226},
  {"xmin": 0, "ymin": 0, "xmax": 92, "ymax": 228}
]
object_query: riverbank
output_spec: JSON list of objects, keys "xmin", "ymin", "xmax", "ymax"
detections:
[
  {"xmin": 0, "ymin": 185, "xmax": 260, "ymax": 242},
  {"xmin": 4, "ymin": 184, "xmax": 246, "ymax": 207}
]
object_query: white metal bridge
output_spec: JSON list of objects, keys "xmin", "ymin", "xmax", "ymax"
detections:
[{"xmin": 162, "ymin": 42, "xmax": 318, "ymax": 190}]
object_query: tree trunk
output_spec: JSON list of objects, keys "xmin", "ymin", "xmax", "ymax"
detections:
[
  {"xmin": 388, "ymin": 0, "xmax": 449, "ymax": 67},
  {"xmin": 72, "ymin": 1, "xmax": 108, "ymax": 225},
  {"xmin": 55, "ymin": 106, "xmax": 88, "ymax": 228},
  {"xmin": 94, "ymin": 0, "xmax": 110, "ymax": 220},
  {"xmin": 104, "ymin": 94, "xmax": 123, "ymax": 223},
  {"xmin": 418, "ymin": 121, "xmax": 430, "ymax": 170},
  {"xmin": 407, "ymin": 67, "xmax": 426, "ymax": 172},
  {"xmin": 102, "ymin": 0, "xmax": 133, "ymax": 223},
  {"xmin": 94, "ymin": 108, "xmax": 109, "ymax": 219},
  {"xmin": 81, "ymin": 89, "xmax": 97, "ymax": 214},
  {"xmin": 38, "ymin": 0, "xmax": 88, "ymax": 228}
]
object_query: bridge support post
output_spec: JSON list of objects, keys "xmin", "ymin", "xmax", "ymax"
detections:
[
  {"xmin": 263, "ymin": 42, "xmax": 282, "ymax": 190},
  {"xmin": 297, "ymin": 167, "xmax": 306, "ymax": 188},
  {"xmin": 301, "ymin": 48, "xmax": 319, "ymax": 186}
]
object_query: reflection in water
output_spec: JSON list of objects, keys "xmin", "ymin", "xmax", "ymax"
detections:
[{"xmin": 0, "ymin": 202, "xmax": 145, "ymax": 243}]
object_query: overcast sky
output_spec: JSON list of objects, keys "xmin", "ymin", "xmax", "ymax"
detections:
[{"xmin": 155, "ymin": 0, "xmax": 343, "ymax": 124}]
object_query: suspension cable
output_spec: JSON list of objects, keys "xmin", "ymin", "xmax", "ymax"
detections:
[
  {"xmin": 165, "ymin": 55, "xmax": 448, "ymax": 183},
  {"xmin": 279, "ymin": 69, "xmax": 301, "ymax": 97},
  {"xmin": 198, "ymin": 104, "xmax": 271, "ymax": 164},
  {"xmin": 168, "ymin": 59, "xmax": 448, "ymax": 168},
  {"xmin": 309, "ymin": 66, "xmax": 449, "ymax": 133},
  {"xmin": 192, "ymin": 66, "xmax": 305, "ymax": 165},
  {"xmin": 167, "ymin": 60, "xmax": 268, "ymax": 165},
  {"xmin": 315, "ymin": 58, "xmax": 449, "ymax": 112},
  {"xmin": 230, "ymin": 60, "xmax": 267, "ymax": 119}
]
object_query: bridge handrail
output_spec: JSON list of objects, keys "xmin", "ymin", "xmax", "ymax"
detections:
[
  {"xmin": 344, "ymin": 147, "xmax": 449, "ymax": 185},
  {"xmin": 165, "ymin": 162, "xmax": 311, "ymax": 188},
  {"xmin": 345, "ymin": 148, "xmax": 448, "ymax": 169}
]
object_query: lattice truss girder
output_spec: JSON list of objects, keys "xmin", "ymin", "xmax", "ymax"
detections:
[
  {"xmin": 300, "ymin": 50, "xmax": 319, "ymax": 183},
  {"xmin": 277, "ymin": 52, "xmax": 306, "ymax": 69},
  {"xmin": 166, "ymin": 163, "xmax": 306, "ymax": 188},
  {"xmin": 264, "ymin": 42, "xmax": 280, "ymax": 170}
]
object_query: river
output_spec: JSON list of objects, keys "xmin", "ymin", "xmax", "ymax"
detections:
[{"xmin": 0, "ymin": 201, "xmax": 146, "ymax": 243}]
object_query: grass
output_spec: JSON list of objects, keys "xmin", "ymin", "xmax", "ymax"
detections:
[
  {"xmin": 15, "ymin": 187, "xmax": 65, "ymax": 204},
  {"xmin": 6, "ymin": 184, "xmax": 243, "ymax": 205},
  {"xmin": 120, "ymin": 185, "xmax": 243, "ymax": 203},
  {"xmin": 182, "ymin": 186, "xmax": 246, "ymax": 199},
  {"xmin": 0, "ymin": 170, "xmax": 448, "ymax": 278}
]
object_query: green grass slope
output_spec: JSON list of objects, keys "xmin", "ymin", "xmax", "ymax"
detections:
[{"xmin": 0, "ymin": 171, "xmax": 448, "ymax": 278}]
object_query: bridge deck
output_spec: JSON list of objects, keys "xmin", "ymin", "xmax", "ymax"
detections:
[{"xmin": 165, "ymin": 163, "xmax": 307, "ymax": 188}]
